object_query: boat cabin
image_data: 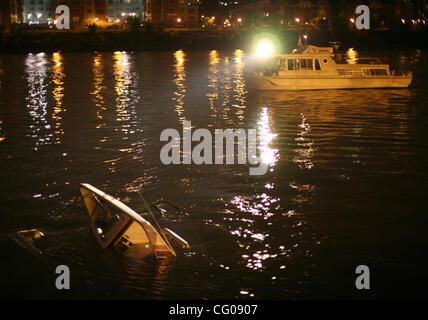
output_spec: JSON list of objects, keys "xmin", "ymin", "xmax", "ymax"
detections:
[{"xmin": 252, "ymin": 45, "xmax": 392, "ymax": 78}]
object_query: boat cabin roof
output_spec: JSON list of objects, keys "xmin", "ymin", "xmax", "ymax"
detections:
[{"xmin": 292, "ymin": 45, "xmax": 334, "ymax": 54}]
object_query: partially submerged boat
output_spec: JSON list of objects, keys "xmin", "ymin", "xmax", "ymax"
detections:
[
  {"xmin": 79, "ymin": 183, "xmax": 189, "ymax": 261},
  {"xmin": 248, "ymin": 45, "xmax": 412, "ymax": 90}
]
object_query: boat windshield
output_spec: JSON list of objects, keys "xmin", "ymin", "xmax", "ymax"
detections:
[
  {"xmin": 249, "ymin": 57, "xmax": 281, "ymax": 76},
  {"xmin": 81, "ymin": 187, "xmax": 130, "ymax": 247}
]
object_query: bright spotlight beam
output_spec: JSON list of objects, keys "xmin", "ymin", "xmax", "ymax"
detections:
[{"xmin": 256, "ymin": 41, "xmax": 275, "ymax": 58}]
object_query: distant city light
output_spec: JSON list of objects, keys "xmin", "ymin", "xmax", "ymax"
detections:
[
  {"xmin": 27, "ymin": 14, "xmax": 32, "ymax": 19},
  {"xmin": 350, "ymin": 18, "xmax": 355, "ymax": 23},
  {"xmin": 177, "ymin": 18, "xmax": 182, "ymax": 23},
  {"xmin": 303, "ymin": 34, "xmax": 308, "ymax": 40},
  {"xmin": 295, "ymin": 18, "xmax": 300, "ymax": 23},
  {"xmin": 121, "ymin": 12, "xmax": 126, "ymax": 16},
  {"xmin": 237, "ymin": 18, "xmax": 242, "ymax": 23},
  {"xmin": 37, "ymin": 13, "xmax": 42, "ymax": 19}
]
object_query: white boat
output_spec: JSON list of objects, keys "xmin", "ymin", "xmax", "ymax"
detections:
[
  {"xmin": 247, "ymin": 45, "xmax": 412, "ymax": 90},
  {"xmin": 79, "ymin": 183, "xmax": 189, "ymax": 261}
]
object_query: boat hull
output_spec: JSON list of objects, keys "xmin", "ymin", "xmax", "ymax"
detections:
[{"xmin": 248, "ymin": 76, "xmax": 412, "ymax": 90}]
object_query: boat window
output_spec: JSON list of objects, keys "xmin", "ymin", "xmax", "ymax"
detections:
[
  {"xmin": 315, "ymin": 59, "xmax": 321, "ymax": 70},
  {"xmin": 288, "ymin": 59, "xmax": 300, "ymax": 70},
  {"xmin": 374, "ymin": 69, "xmax": 388, "ymax": 75},
  {"xmin": 301, "ymin": 59, "xmax": 313, "ymax": 70},
  {"xmin": 322, "ymin": 58, "xmax": 328, "ymax": 64},
  {"xmin": 116, "ymin": 221, "xmax": 150, "ymax": 247},
  {"xmin": 288, "ymin": 59, "xmax": 313, "ymax": 70},
  {"xmin": 87, "ymin": 194, "xmax": 129, "ymax": 242},
  {"xmin": 362, "ymin": 68, "xmax": 388, "ymax": 76}
]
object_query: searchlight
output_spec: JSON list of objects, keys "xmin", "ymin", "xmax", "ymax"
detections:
[{"xmin": 256, "ymin": 41, "xmax": 275, "ymax": 58}]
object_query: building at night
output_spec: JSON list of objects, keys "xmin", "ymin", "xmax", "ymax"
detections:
[
  {"xmin": 228, "ymin": 0, "xmax": 330, "ymax": 26},
  {"xmin": 54, "ymin": 0, "xmax": 108, "ymax": 27},
  {"xmin": 22, "ymin": 0, "xmax": 55, "ymax": 23},
  {"xmin": 228, "ymin": 0, "xmax": 427, "ymax": 30},
  {"xmin": 145, "ymin": 0, "xmax": 199, "ymax": 25},
  {"xmin": 0, "ymin": 0, "xmax": 19, "ymax": 28},
  {"xmin": 107, "ymin": 0, "xmax": 145, "ymax": 22},
  {"xmin": 3, "ymin": 0, "xmax": 427, "ymax": 29}
]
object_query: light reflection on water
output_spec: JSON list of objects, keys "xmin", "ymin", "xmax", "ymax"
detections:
[
  {"xmin": 0, "ymin": 120, "xmax": 4, "ymax": 143},
  {"xmin": 25, "ymin": 52, "xmax": 52, "ymax": 150},
  {"xmin": 206, "ymin": 50, "xmax": 248, "ymax": 127},
  {"xmin": 51, "ymin": 52, "xmax": 65, "ymax": 145},
  {"xmin": 90, "ymin": 52, "xmax": 107, "ymax": 129},
  {"xmin": 0, "ymin": 49, "xmax": 427, "ymax": 299},
  {"xmin": 173, "ymin": 49, "xmax": 187, "ymax": 124},
  {"xmin": 207, "ymin": 50, "xmax": 220, "ymax": 124},
  {"xmin": 258, "ymin": 107, "xmax": 279, "ymax": 170},
  {"xmin": 293, "ymin": 113, "xmax": 315, "ymax": 170}
]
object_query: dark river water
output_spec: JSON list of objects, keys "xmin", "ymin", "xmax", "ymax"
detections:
[{"xmin": 0, "ymin": 48, "xmax": 427, "ymax": 299}]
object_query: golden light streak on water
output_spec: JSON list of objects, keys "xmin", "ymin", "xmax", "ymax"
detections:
[
  {"xmin": 90, "ymin": 52, "xmax": 107, "ymax": 130},
  {"xmin": 113, "ymin": 51, "xmax": 132, "ymax": 127},
  {"xmin": 209, "ymin": 50, "xmax": 220, "ymax": 65},
  {"xmin": 234, "ymin": 49, "xmax": 243, "ymax": 64},
  {"xmin": 232, "ymin": 49, "xmax": 247, "ymax": 126},
  {"xmin": 0, "ymin": 120, "xmax": 5, "ymax": 142},
  {"xmin": 205, "ymin": 50, "xmax": 248, "ymax": 127},
  {"xmin": 207, "ymin": 50, "xmax": 220, "ymax": 123},
  {"xmin": 220, "ymin": 53, "xmax": 233, "ymax": 125},
  {"xmin": 110, "ymin": 52, "xmax": 141, "ymax": 173},
  {"xmin": 346, "ymin": 48, "xmax": 358, "ymax": 64},
  {"xmin": 51, "ymin": 52, "xmax": 65, "ymax": 144},
  {"xmin": 113, "ymin": 51, "xmax": 139, "ymax": 133},
  {"xmin": 173, "ymin": 50, "xmax": 187, "ymax": 124}
]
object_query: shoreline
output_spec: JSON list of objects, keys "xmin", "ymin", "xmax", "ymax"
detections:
[{"xmin": 1, "ymin": 29, "xmax": 427, "ymax": 53}]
